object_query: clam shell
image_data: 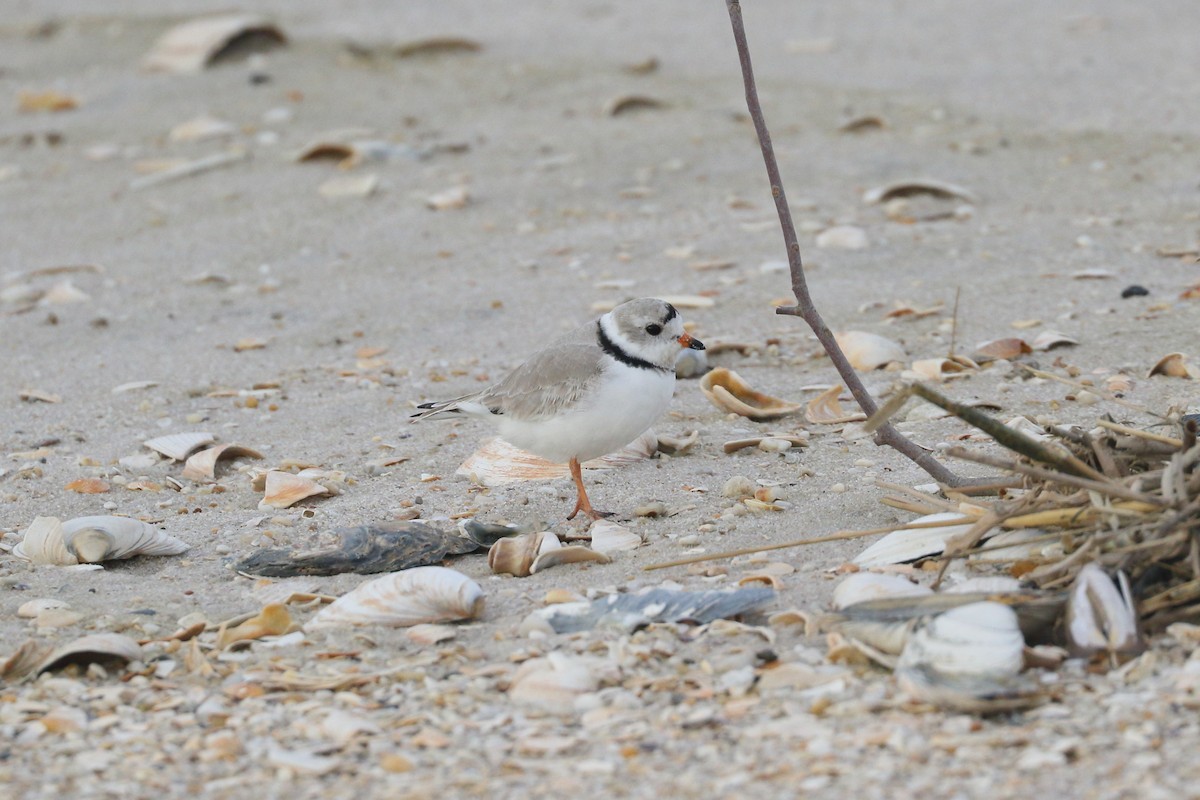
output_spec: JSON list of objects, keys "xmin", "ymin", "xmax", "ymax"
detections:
[
  {"xmin": 896, "ymin": 601, "xmax": 1025, "ymax": 681},
  {"xmin": 14, "ymin": 516, "xmax": 189, "ymax": 565},
  {"xmin": 589, "ymin": 520, "xmax": 645, "ymax": 554},
  {"xmin": 804, "ymin": 384, "xmax": 865, "ymax": 424},
  {"xmin": 530, "ymin": 545, "xmax": 612, "ymax": 574},
  {"xmin": 37, "ymin": 633, "xmax": 143, "ymax": 677},
  {"xmin": 308, "ymin": 567, "xmax": 484, "ymax": 628},
  {"xmin": 142, "ymin": 14, "xmax": 286, "ymax": 73},
  {"xmin": 456, "ymin": 430, "xmax": 656, "ymax": 488},
  {"xmin": 835, "ymin": 331, "xmax": 905, "ymax": 371},
  {"xmin": 508, "ymin": 653, "xmax": 598, "ymax": 710},
  {"xmin": 831, "ymin": 573, "xmax": 932, "ymax": 610},
  {"xmin": 144, "ymin": 431, "xmax": 216, "ymax": 461},
  {"xmin": 181, "ymin": 443, "xmax": 264, "ymax": 482},
  {"xmin": 852, "ymin": 512, "xmax": 978, "ymax": 568},
  {"xmin": 259, "ymin": 470, "xmax": 333, "ymax": 509},
  {"xmin": 699, "ymin": 368, "xmax": 802, "ymax": 420},
  {"xmin": 1065, "ymin": 563, "xmax": 1142, "ymax": 658},
  {"xmin": 862, "ymin": 178, "xmax": 978, "ymax": 205},
  {"xmin": 1030, "ymin": 330, "xmax": 1078, "ymax": 352},
  {"xmin": 488, "ymin": 532, "xmax": 561, "ymax": 577}
]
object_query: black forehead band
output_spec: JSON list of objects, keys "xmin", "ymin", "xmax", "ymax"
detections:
[{"xmin": 663, "ymin": 303, "xmax": 678, "ymax": 324}]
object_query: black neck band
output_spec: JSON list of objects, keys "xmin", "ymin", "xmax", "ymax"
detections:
[{"xmin": 596, "ymin": 321, "xmax": 668, "ymax": 372}]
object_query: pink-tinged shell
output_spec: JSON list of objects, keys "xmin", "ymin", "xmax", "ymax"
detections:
[{"xmin": 456, "ymin": 431, "xmax": 656, "ymax": 488}]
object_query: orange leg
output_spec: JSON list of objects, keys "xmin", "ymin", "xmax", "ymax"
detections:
[{"xmin": 566, "ymin": 457, "xmax": 613, "ymax": 521}]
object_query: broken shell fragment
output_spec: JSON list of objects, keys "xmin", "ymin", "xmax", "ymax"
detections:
[
  {"xmin": 319, "ymin": 174, "xmax": 379, "ymax": 199},
  {"xmin": 142, "ymin": 14, "xmax": 287, "ymax": 73},
  {"xmin": 835, "ymin": 331, "xmax": 906, "ymax": 371},
  {"xmin": 862, "ymin": 178, "xmax": 978, "ymax": 205},
  {"xmin": 805, "ymin": 384, "xmax": 866, "ymax": 424},
  {"xmin": 908, "ymin": 356, "xmax": 977, "ymax": 382},
  {"xmin": 309, "ymin": 567, "xmax": 484, "ymax": 628},
  {"xmin": 508, "ymin": 653, "xmax": 599, "ymax": 710},
  {"xmin": 530, "ymin": 546, "xmax": 612, "ymax": 574},
  {"xmin": 699, "ymin": 368, "xmax": 802, "ymax": 420},
  {"xmin": 588, "ymin": 520, "xmax": 645, "ymax": 554},
  {"xmin": 852, "ymin": 512, "xmax": 978, "ymax": 568},
  {"xmin": 1030, "ymin": 330, "xmax": 1078, "ymax": 351},
  {"xmin": 456, "ymin": 431, "xmax": 655, "ymax": 487},
  {"xmin": 216, "ymin": 603, "xmax": 296, "ymax": 649},
  {"xmin": 14, "ymin": 516, "xmax": 189, "ymax": 565},
  {"xmin": 832, "ymin": 572, "xmax": 933, "ymax": 610},
  {"xmin": 972, "ymin": 337, "xmax": 1032, "ymax": 362},
  {"xmin": 488, "ymin": 532, "xmax": 561, "ymax": 577},
  {"xmin": 1065, "ymin": 563, "xmax": 1143, "ymax": 661},
  {"xmin": 1148, "ymin": 352, "xmax": 1197, "ymax": 379},
  {"xmin": 722, "ymin": 434, "xmax": 807, "ymax": 454},
  {"xmin": 604, "ymin": 95, "xmax": 667, "ymax": 116},
  {"xmin": 259, "ymin": 470, "xmax": 333, "ymax": 510},
  {"xmin": 144, "ymin": 431, "xmax": 216, "ymax": 461},
  {"xmin": 168, "ymin": 115, "xmax": 236, "ymax": 143},
  {"xmin": 394, "ymin": 37, "xmax": 482, "ymax": 58},
  {"xmin": 815, "ymin": 225, "xmax": 868, "ymax": 250},
  {"xmin": 656, "ymin": 429, "xmax": 699, "ymax": 455},
  {"xmin": 426, "ymin": 186, "xmax": 469, "ymax": 210},
  {"xmin": 182, "ymin": 444, "xmax": 263, "ymax": 482}
]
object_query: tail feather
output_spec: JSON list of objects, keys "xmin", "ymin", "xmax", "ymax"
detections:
[{"xmin": 409, "ymin": 400, "xmax": 462, "ymax": 422}]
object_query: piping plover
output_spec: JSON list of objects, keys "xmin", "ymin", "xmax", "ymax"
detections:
[{"xmin": 412, "ymin": 298, "xmax": 705, "ymax": 519}]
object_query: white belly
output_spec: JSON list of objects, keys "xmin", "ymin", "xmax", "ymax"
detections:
[{"xmin": 497, "ymin": 364, "xmax": 674, "ymax": 463}]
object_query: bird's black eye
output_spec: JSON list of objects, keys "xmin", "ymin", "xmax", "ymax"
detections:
[{"xmin": 645, "ymin": 323, "xmax": 663, "ymax": 336}]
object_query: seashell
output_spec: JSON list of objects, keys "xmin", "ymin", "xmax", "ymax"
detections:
[
  {"xmin": 1005, "ymin": 415, "xmax": 1050, "ymax": 442},
  {"xmin": 309, "ymin": 567, "xmax": 484, "ymax": 628},
  {"xmin": 907, "ymin": 357, "xmax": 977, "ymax": 382},
  {"xmin": 216, "ymin": 603, "xmax": 297, "ymax": 649},
  {"xmin": 456, "ymin": 430, "xmax": 656, "ymax": 487},
  {"xmin": 319, "ymin": 174, "xmax": 379, "ymax": 199},
  {"xmin": 897, "ymin": 601, "xmax": 1026, "ymax": 681},
  {"xmin": 508, "ymin": 653, "xmax": 598, "ymax": 710},
  {"xmin": 589, "ymin": 520, "xmax": 645, "ymax": 554},
  {"xmin": 65, "ymin": 478, "xmax": 109, "ymax": 494},
  {"xmin": 658, "ymin": 294, "xmax": 715, "ymax": 309},
  {"xmin": 426, "ymin": 186, "xmax": 469, "ymax": 210},
  {"xmin": 37, "ymin": 633, "xmax": 143, "ymax": 676},
  {"xmin": 394, "ymin": 37, "xmax": 482, "ymax": 58},
  {"xmin": 815, "ymin": 225, "xmax": 868, "ymax": 250},
  {"xmin": 488, "ymin": 531, "xmax": 561, "ymax": 577},
  {"xmin": 896, "ymin": 664, "xmax": 1046, "ymax": 714},
  {"xmin": 259, "ymin": 470, "xmax": 333, "ymax": 510},
  {"xmin": 967, "ymin": 528, "xmax": 1055, "ymax": 562},
  {"xmin": 1065, "ymin": 563, "xmax": 1143, "ymax": 660},
  {"xmin": 972, "ymin": 337, "xmax": 1031, "ymax": 362},
  {"xmin": 738, "ymin": 573, "xmax": 784, "ymax": 590},
  {"xmin": 943, "ymin": 576, "xmax": 1025, "ymax": 594},
  {"xmin": 168, "ymin": 115, "xmax": 235, "ymax": 142},
  {"xmin": 699, "ymin": 368, "xmax": 802, "ymax": 420},
  {"xmin": 862, "ymin": 178, "xmax": 978, "ymax": 205},
  {"xmin": 530, "ymin": 545, "xmax": 612, "ymax": 574},
  {"xmin": 144, "ymin": 431, "xmax": 216, "ymax": 461},
  {"xmin": 182, "ymin": 444, "xmax": 263, "ymax": 482},
  {"xmin": 17, "ymin": 598, "xmax": 71, "ymax": 619},
  {"xmin": 656, "ymin": 429, "xmax": 699, "ymax": 455},
  {"xmin": 39, "ymin": 280, "xmax": 90, "ymax": 305},
  {"xmin": 835, "ymin": 331, "xmax": 905, "ymax": 371},
  {"xmin": 142, "ymin": 14, "xmax": 287, "ymax": 73},
  {"xmin": 722, "ymin": 434, "xmax": 807, "ymax": 453},
  {"xmin": 1030, "ymin": 330, "xmax": 1078, "ymax": 351},
  {"xmin": 1148, "ymin": 352, "xmax": 1197, "ymax": 379},
  {"xmin": 805, "ymin": 384, "xmax": 865, "ymax": 424},
  {"xmin": 604, "ymin": 95, "xmax": 667, "ymax": 116},
  {"xmin": 832, "ymin": 573, "xmax": 932, "ymax": 610},
  {"xmin": 674, "ymin": 347, "xmax": 707, "ymax": 378},
  {"xmin": 852, "ymin": 512, "xmax": 978, "ymax": 568},
  {"xmin": 14, "ymin": 516, "xmax": 189, "ymax": 565},
  {"xmin": 406, "ymin": 624, "xmax": 458, "ymax": 646},
  {"xmin": 722, "ymin": 475, "xmax": 755, "ymax": 499},
  {"xmin": 838, "ymin": 114, "xmax": 886, "ymax": 133}
]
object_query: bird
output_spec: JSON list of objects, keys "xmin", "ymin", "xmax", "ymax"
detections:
[{"xmin": 411, "ymin": 298, "xmax": 705, "ymax": 520}]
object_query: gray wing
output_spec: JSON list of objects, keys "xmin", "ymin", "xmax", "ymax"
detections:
[{"xmin": 480, "ymin": 341, "xmax": 605, "ymax": 420}]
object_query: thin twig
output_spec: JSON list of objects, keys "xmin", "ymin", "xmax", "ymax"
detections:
[
  {"xmin": 642, "ymin": 515, "xmax": 979, "ymax": 571},
  {"xmin": 1096, "ymin": 419, "xmax": 1182, "ymax": 448},
  {"xmin": 723, "ymin": 0, "xmax": 968, "ymax": 486}
]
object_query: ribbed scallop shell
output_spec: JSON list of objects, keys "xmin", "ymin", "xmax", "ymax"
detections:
[{"xmin": 308, "ymin": 567, "xmax": 484, "ymax": 628}]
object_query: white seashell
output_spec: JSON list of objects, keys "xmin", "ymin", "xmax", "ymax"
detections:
[
  {"xmin": 144, "ymin": 431, "xmax": 216, "ymax": 461},
  {"xmin": 831, "ymin": 573, "xmax": 932, "ymax": 610},
  {"xmin": 862, "ymin": 178, "xmax": 978, "ymax": 205},
  {"xmin": 17, "ymin": 598, "xmax": 70, "ymax": 619},
  {"xmin": 426, "ymin": 185, "xmax": 469, "ymax": 210},
  {"xmin": 319, "ymin": 174, "xmax": 379, "ymax": 199},
  {"xmin": 907, "ymin": 357, "xmax": 976, "ymax": 382},
  {"xmin": 530, "ymin": 545, "xmax": 612, "ymax": 574},
  {"xmin": 897, "ymin": 601, "xmax": 1026, "ymax": 681},
  {"xmin": 699, "ymin": 368, "xmax": 802, "ymax": 420},
  {"xmin": 488, "ymin": 532, "xmax": 561, "ymax": 577},
  {"xmin": 37, "ymin": 633, "xmax": 144, "ymax": 676},
  {"xmin": 309, "ymin": 567, "xmax": 484, "ymax": 628},
  {"xmin": 406, "ymin": 624, "xmax": 458, "ymax": 646},
  {"xmin": 181, "ymin": 444, "xmax": 263, "ymax": 482},
  {"xmin": 942, "ymin": 576, "xmax": 1025, "ymax": 594},
  {"xmin": 721, "ymin": 475, "xmax": 756, "ymax": 499},
  {"xmin": 456, "ymin": 431, "xmax": 656, "ymax": 488},
  {"xmin": 815, "ymin": 225, "xmax": 868, "ymax": 250},
  {"xmin": 168, "ymin": 115, "xmax": 236, "ymax": 142},
  {"xmin": 835, "ymin": 331, "xmax": 905, "ymax": 371},
  {"xmin": 656, "ymin": 429, "xmax": 699, "ymax": 455},
  {"xmin": 142, "ymin": 14, "xmax": 286, "ymax": 73},
  {"xmin": 1005, "ymin": 415, "xmax": 1050, "ymax": 442},
  {"xmin": 674, "ymin": 348, "xmax": 707, "ymax": 379},
  {"xmin": 14, "ymin": 516, "xmax": 189, "ymax": 565},
  {"xmin": 588, "ymin": 520, "xmax": 645, "ymax": 554},
  {"xmin": 39, "ymin": 280, "xmax": 90, "ymax": 305},
  {"xmin": 852, "ymin": 512, "xmax": 977, "ymax": 568},
  {"xmin": 1030, "ymin": 330, "xmax": 1078, "ymax": 352},
  {"xmin": 1065, "ymin": 563, "xmax": 1142, "ymax": 658},
  {"xmin": 508, "ymin": 653, "xmax": 598, "ymax": 710},
  {"xmin": 259, "ymin": 470, "xmax": 333, "ymax": 510},
  {"xmin": 722, "ymin": 434, "xmax": 808, "ymax": 454},
  {"xmin": 968, "ymin": 528, "xmax": 1056, "ymax": 562}
]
